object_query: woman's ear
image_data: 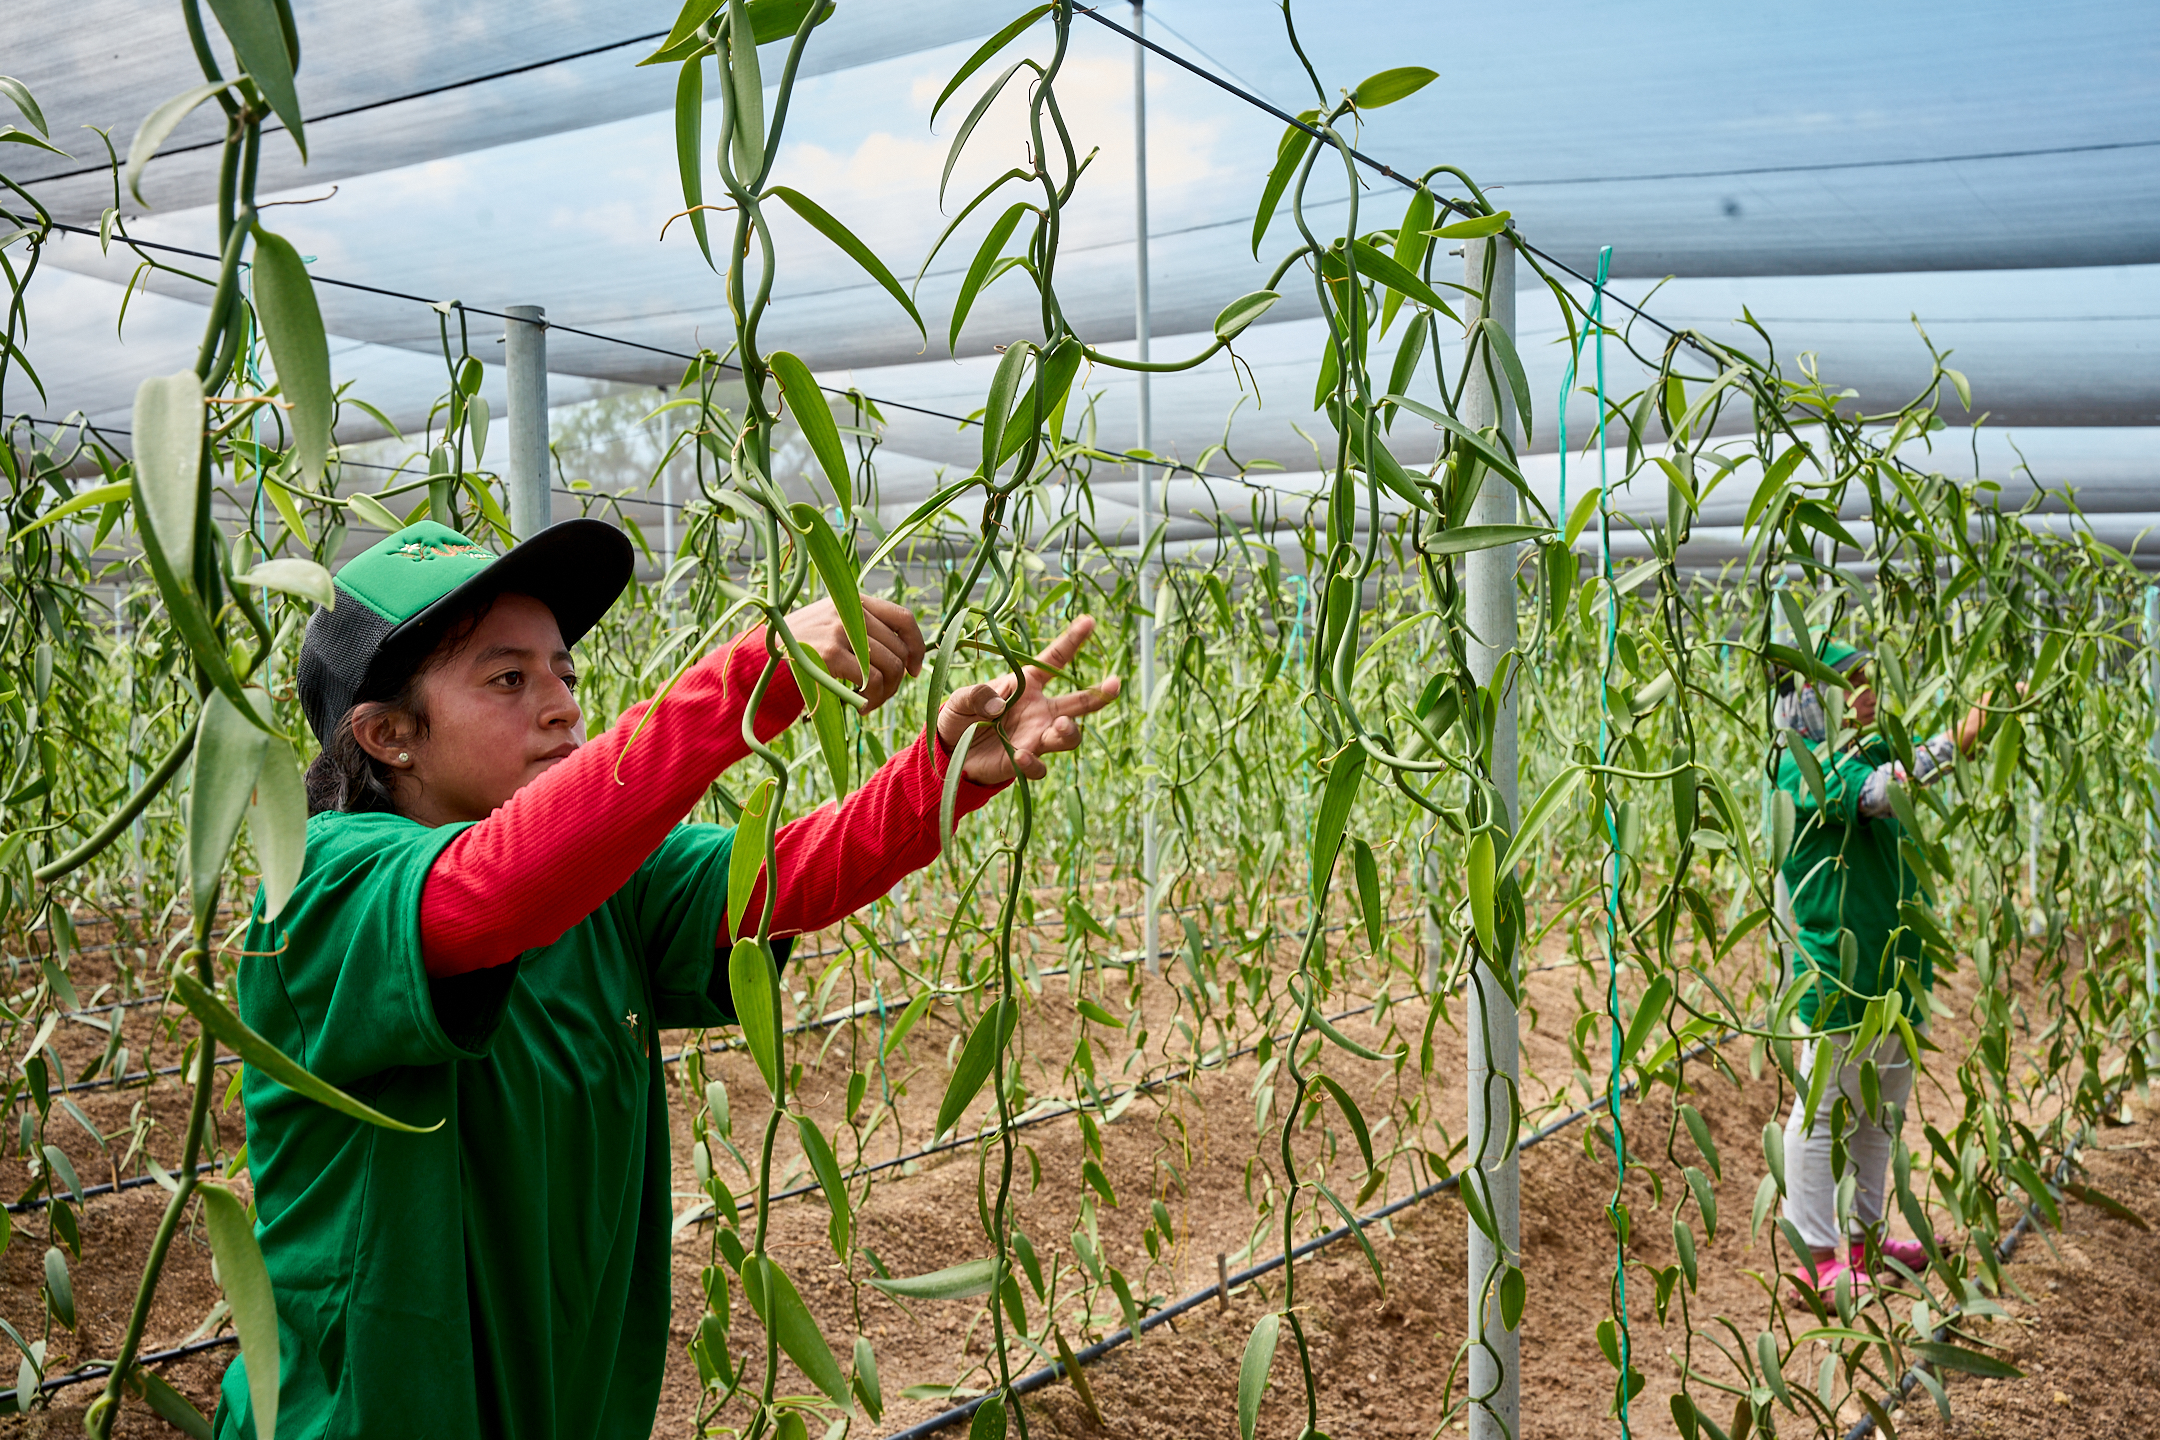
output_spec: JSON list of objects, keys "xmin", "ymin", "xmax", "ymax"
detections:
[{"xmin": 351, "ymin": 705, "xmax": 418, "ymax": 769}]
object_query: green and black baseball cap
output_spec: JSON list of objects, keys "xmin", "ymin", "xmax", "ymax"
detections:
[
  {"xmin": 296, "ymin": 518, "xmax": 633, "ymax": 747},
  {"xmin": 1817, "ymin": 638, "xmax": 1868, "ymax": 673}
]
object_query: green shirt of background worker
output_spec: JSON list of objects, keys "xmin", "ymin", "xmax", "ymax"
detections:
[{"xmin": 1769, "ymin": 637, "xmax": 1986, "ymax": 1296}]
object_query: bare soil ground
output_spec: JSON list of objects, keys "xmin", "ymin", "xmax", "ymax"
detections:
[
  {"xmin": 1897, "ymin": 1096, "xmax": 2160, "ymax": 1440},
  {"xmin": 2, "ymin": 900, "xmax": 2150, "ymax": 1440}
]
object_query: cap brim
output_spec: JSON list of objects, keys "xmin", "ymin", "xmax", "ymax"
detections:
[{"xmin": 371, "ymin": 518, "xmax": 634, "ymax": 682}]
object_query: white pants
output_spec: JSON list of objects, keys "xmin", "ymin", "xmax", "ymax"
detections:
[{"xmin": 1780, "ymin": 1031, "xmax": 1918, "ymax": 1251}]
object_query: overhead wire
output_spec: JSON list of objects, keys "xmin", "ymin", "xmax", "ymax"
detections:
[
  {"xmin": 1067, "ymin": 6, "xmax": 1697, "ymax": 350},
  {"xmin": 19, "ymin": 30, "xmax": 678, "ymax": 189},
  {"xmin": 1067, "ymin": 5, "xmax": 2056, "ymax": 574},
  {"xmin": 18, "ymin": 6, "xmax": 2113, "ymax": 423},
  {"xmin": 32, "ymin": 220, "xmax": 1298, "ymax": 519}
]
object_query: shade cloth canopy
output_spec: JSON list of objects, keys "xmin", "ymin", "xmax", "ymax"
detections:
[{"xmin": 7, "ymin": 0, "xmax": 2156, "ymax": 541}]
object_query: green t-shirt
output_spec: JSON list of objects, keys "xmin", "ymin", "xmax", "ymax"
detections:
[
  {"xmin": 1774, "ymin": 733, "xmax": 1933, "ymax": 1030},
  {"xmin": 214, "ymin": 809, "xmax": 781, "ymax": 1440}
]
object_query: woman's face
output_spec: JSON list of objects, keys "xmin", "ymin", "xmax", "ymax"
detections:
[{"xmin": 357, "ymin": 592, "xmax": 582, "ymax": 826}]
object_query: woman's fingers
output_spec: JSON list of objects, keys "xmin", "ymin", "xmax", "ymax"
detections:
[
  {"xmin": 863, "ymin": 596, "xmax": 926, "ymax": 674},
  {"xmin": 1035, "ymin": 715, "xmax": 1082, "ymax": 753},
  {"xmin": 1030, "ymin": 614, "xmax": 1097, "ymax": 677},
  {"xmin": 862, "ymin": 634, "xmax": 907, "ymax": 702},
  {"xmin": 822, "ymin": 640, "xmax": 864, "ymax": 687},
  {"xmin": 944, "ymin": 681, "xmax": 1009, "ymax": 723},
  {"xmin": 1046, "ymin": 674, "xmax": 1121, "ymax": 717}
]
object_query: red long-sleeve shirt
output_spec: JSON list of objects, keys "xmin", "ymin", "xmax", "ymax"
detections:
[{"xmin": 420, "ymin": 628, "xmax": 1002, "ymax": 977}]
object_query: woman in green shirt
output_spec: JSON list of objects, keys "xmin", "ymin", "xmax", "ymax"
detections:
[
  {"xmin": 1772, "ymin": 638, "xmax": 1982, "ymax": 1296},
  {"xmin": 213, "ymin": 519, "xmax": 1118, "ymax": 1439}
]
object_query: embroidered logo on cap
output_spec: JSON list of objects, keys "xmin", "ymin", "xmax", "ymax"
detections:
[{"xmin": 389, "ymin": 539, "xmax": 489, "ymax": 563}]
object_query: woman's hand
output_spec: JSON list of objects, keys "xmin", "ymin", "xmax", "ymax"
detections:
[
  {"xmin": 936, "ymin": 615, "xmax": 1121, "ymax": 785},
  {"xmin": 785, "ymin": 596, "xmax": 926, "ymax": 711}
]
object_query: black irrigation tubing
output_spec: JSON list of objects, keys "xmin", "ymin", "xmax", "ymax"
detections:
[
  {"xmin": 701, "ymin": 944, "xmax": 1569, "ymax": 1228},
  {"xmin": 23, "ymin": 1000, "xmax": 1677, "ymax": 1402},
  {"xmin": 881, "ymin": 1028, "xmax": 1739, "ymax": 1440},
  {"xmin": 22, "ymin": 1332, "xmax": 241, "ymax": 1400},
  {"xmin": 1840, "ymin": 1081, "xmax": 2138, "ymax": 1440},
  {"xmin": 679, "ymin": 898, "xmax": 1421, "ymax": 1078},
  {"xmin": 700, "ymin": 996, "xmax": 1386, "ymax": 1226},
  {"xmin": 28, "ymin": 1008, "xmax": 1370, "ymax": 1387},
  {"xmin": 40, "ymin": 1062, "xmax": 2125, "ymax": 1408},
  {"xmin": 3, "ymin": 911, "xmax": 1411, "ymax": 1213},
  {"xmin": 9, "ymin": 1158, "xmax": 217, "ymax": 1216},
  {"xmin": 12, "ymin": 951, "xmax": 1552, "ymax": 1378}
]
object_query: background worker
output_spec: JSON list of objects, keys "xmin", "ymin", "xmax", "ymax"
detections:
[{"xmin": 1771, "ymin": 637, "xmax": 1987, "ymax": 1293}]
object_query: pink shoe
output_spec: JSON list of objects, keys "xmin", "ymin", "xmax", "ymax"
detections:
[{"xmin": 1788, "ymin": 1253, "xmax": 1871, "ymax": 1299}]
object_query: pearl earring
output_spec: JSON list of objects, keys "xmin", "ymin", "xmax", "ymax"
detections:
[{"xmin": 397, "ymin": 752, "xmax": 411, "ymax": 764}]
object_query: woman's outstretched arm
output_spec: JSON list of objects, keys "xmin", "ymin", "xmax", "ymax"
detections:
[{"xmin": 418, "ymin": 598, "xmax": 925, "ymax": 977}]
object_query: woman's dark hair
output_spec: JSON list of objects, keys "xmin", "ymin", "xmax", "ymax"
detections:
[{"xmin": 303, "ymin": 603, "xmax": 488, "ymax": 816}]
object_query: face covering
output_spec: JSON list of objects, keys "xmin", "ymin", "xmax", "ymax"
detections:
[{"xmin": 1773, "ymin": 683, "xmax": 1828, "ymax": 745}]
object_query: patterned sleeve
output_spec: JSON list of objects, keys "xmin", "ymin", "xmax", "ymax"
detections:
[{"xmin": 1857, "ymin": 733, "xmax": 1958, "ymax": 818}]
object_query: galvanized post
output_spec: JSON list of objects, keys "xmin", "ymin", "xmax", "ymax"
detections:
[
  {"xmin": 1425, "ymin": 845, "xmax": 1445, "ymax": 991},
  {"xmin": 2146, "ymin": 586, "xmax": 2159, "ymax": 1060},
  {"xmin": 1461, "ymin": 231, "xmax": 1520, "ymax": 1440},
  {"xmin": 662, "ymin": 462, "xmax": 676, "ymax": 599},
  {"xmin": 1132, "ymin": 0, "xmax": 1160, "ymax": 972},
  {"xmin": 1768, "ymin": 578, "xmax": 1796, "ymax": 983},
  {"xmin": 504, "ymin": 304, "xmax": 551, "ymax": 539}
]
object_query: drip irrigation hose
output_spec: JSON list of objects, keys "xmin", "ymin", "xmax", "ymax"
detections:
[
  {"xmin": 681, "ymin": 943, "xmax": 1567, "ymax": 1229},
  {"xmin": 879, "ymin": 1032, "xmax": 1738, "ymax": 1440},
  {"xmin": 18, "ymin": 988, "xmax": 1421, "ymax": 1397},
  {"xmin": 31, "ymin": 1048, "xmax": 2111, "ymax": 1418},
  {"xmin": 8, "ymin": 912, "xmax": 1420, "ymax": 1214},
  {"xmin": 9, "ymin": 1333, "xmax": 241, "ymax": 1405},
  {"xmin": 688, "ymin": 997, "xmax": 1392, "ymax": 1230}
]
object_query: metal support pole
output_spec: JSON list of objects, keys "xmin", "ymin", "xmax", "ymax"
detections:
[
  {"xmin": 2026, "ymin": 783, "xmax": 2040, "ymax": 908},
  {"xmin": 1768, "ymin": 579, "xmax": 1796, "ymax": 983},
  {"xmin": 1132, "ymin": 0, "xmax": 1159, "ymax": 973},
  {"xmin": 504, "ymin": 304, "xmax": 551, "ymax": 540},
  {"xmin": 659, "ymin": 388, "xmax": 679, "ymax": 623},
  {"xmin": 1461, "ymin": 232, "xmax": 1520, "ymax": 1440},
  {"xmin": 1423, "ymin": 615, "xmax": 1446, "ymax": 991},
  {"xmin": 1424, "ymin": 845, "xmax": 1445, "ymax": 991},
  {"xmin": 2145, "ymin": 586, "xmax": 2159, "ymax": 1060}
]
